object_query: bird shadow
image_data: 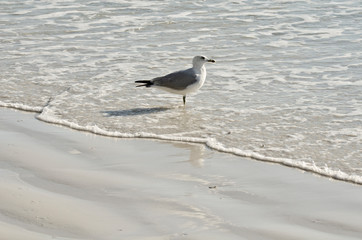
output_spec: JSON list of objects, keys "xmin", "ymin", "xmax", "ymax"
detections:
[{"xmin": 101, "ymin": 107, "xmax": 171, "ymax": 117}]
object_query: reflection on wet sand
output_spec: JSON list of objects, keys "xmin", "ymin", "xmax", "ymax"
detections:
[{"xmin": 171, "ymin": 142, "xmax": 206, "ymax": 167}]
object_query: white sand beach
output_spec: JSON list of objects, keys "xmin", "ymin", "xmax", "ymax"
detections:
[{"xmin": 0, "ymin": 108, "xmax": 361, "ymax": 240}]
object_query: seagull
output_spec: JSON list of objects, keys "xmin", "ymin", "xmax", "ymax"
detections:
[{"xmin": 135, "ymin": 55, "xmax": 215, "ymax": 105}]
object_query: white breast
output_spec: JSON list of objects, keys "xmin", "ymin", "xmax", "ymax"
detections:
[{"xmin": 186, "ymin": 66, "xmax": 206, "ymax": 93}]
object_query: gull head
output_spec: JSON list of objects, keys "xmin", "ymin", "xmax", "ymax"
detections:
[{"xmin": 192, "ymin": 55, "xmax": 215, "ymax": 68}]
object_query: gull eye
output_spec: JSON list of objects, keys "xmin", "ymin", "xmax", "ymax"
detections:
[{"xmin": 201, "ymin": 56, "xmax": 205, "ymax": 60}]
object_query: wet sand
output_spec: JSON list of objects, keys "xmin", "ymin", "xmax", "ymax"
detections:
[{"xmin": 1, "ymin": 108, "xmax": 361, "ymax": 240}]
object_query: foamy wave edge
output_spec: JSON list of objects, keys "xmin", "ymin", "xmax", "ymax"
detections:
[
  {"xmin": 36, "ymin": 111, "xmax": 362, "ymax": 185},
  {"xmin": 0, "ymin": 101, "xmax": 43, "ymax": 113},
  {"xmin": 2, "ymin": 104, "xmax": 361, "ymax": 185}
]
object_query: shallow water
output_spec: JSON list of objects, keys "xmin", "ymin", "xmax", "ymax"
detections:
[{"xmin": 1, "ymin": 0, "xmax": 361, "ymax": 183}]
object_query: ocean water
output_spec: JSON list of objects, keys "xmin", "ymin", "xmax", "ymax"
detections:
[{"xmin": 1, "ymin": 0, "xmax": 361, "ymax": 184}]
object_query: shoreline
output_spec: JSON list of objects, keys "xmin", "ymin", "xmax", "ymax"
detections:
[
  {"xmin": 1, "ymin": 107, "xmax": 362, "ymax": 239},
  {"xmin": 2, "ymin": 103, "xmax": 361, "ymax": 185}
]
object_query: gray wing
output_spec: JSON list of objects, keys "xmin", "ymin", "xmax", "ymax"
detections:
[{"xmin": 152, "ymin": 68, "xmax": 197, "ymax": 90}]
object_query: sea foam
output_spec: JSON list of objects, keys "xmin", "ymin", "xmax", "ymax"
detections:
[
  {"xmin": 0, "ymin": 101, "xmax": 43, "ymax": 113},
  {"xmin": 28, "ymin": 105, "xmax": 362, "ymax": 185}
]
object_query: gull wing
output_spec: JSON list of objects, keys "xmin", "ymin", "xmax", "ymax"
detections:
[{"xmin": 152, "ymin": 68, "xmax": 197, "ymax": 90}]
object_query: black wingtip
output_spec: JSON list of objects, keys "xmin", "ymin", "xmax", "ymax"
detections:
[{"xmin": 135, "ymin": 80, "xmax": 153, "ymax": 87}]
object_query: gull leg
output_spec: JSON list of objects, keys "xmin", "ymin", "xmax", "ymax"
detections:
[{"xmin": 183, "ymin": 96, "xmax": 186, "ymax": 105}]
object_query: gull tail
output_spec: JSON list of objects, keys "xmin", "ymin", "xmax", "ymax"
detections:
[{"xmin": 135, "ymin": 80, "xmax": 153, "ymax": 87}]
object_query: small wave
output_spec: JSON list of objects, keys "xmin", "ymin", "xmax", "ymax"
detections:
[
  {"xmin": 34, "ymin": 107, "xmax": 362, "ymax": 186},
  {"xmin": 0, "ymin": 101, "xmax": 43, "ymax": 113},
  {"xmin": 1, "ymin": 103, "xmax": 361, "ymax": 185}
]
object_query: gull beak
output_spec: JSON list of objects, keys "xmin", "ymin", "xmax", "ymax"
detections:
[{"xmin": 208, "ymin": 59, "xmax": 215, "ymax": 63}]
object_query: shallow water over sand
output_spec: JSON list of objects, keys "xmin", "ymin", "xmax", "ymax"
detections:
[{"xmin": 1, "ymin": 0, "xmax": 361, "ymax": 183}]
